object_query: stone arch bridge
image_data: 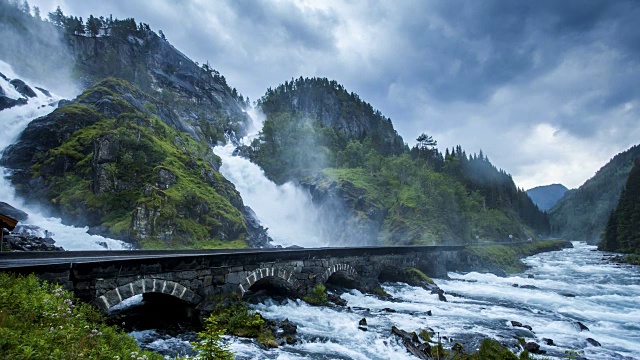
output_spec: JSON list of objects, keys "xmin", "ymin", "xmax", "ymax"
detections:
[{"xmin": 0, "ymin": 246, "xmax": 466, "ymax": 312}]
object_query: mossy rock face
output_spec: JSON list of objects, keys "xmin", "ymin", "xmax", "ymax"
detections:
[{"xmin": 1, "ymin": 78, "xmax": 256, "ymax": 249}]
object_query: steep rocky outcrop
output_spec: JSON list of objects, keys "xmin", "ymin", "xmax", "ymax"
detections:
[
  {"xmin": 66, "ymin": 27, "xmax": 251, "ymax": 142},
  {"xmin": 1, "ymin": 78, "xmax": 270, "ymax": 249}
]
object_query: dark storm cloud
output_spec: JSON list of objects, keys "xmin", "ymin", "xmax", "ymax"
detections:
[{"xmin": 26, "ymin": 0, "xmax": 640, "ymax": 188}]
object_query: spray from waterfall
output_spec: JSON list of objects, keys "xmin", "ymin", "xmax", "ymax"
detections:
[
  {"xmin": 0, "ymin": 61, "xmax": 129, "ymax": 250},
  {"xmin": 213, "ymin": 107, "xmax": 332, "ymax": 248}
]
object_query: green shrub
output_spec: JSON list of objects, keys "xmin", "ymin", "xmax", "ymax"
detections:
[
  {"xmin": 206, "ymin": 295, "xmax": 275, "ymax": 346},
  {"xmin": 404, "ymin": 267, "xmax": 435, "ymax": 285},
  {"xmin": 371, "ymin": 287, "xmax": 389, "ymax": 298},
  {"xmin": 190, "ymin": 316, "xmax": 234, "ymax": 360},
  {"xmin": 303, "ymin": 284, "xmax": 329, "ymax": 306},
  {"xmin": 0, "ymin": 273, "xmax": 161, "ymax": 359}
]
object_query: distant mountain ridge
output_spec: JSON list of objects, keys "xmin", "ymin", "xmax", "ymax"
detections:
[
  {"xmin": 549, "ymin": 144, "xmax": 640, "ymax": 244},
  {"xmin": 526, "ymin": 184, "xmax": 569, "ymax": 211}
]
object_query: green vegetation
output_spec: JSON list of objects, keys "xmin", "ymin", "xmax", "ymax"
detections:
[
  {"xmin": 0, "ymin": 273, "xmax": 161, "ymax": 359},
  {"xmin": 475, "ymin": 339, "xmax": 530, "ymax": 360},
  {"xmin": 462, "ymin": 240, "xmax": 570, "ymax": 274},
  {"xmin": 32, "ymin": 79, "xmax": 249, "ymax": 249},
  {"xmin": 302, "ymin": 285, "xmax": 329, "ymax": 306},
  {"xmin": 599, "ymin": 159, "xmax": 640, "ymax": 254},
  {"xmin": 371, "ymin": 287, "xmax": 390, "ymax": 298},
  {"xmin": 404, "ymin": 268, "xmax": 435, "ymax": 285},
  {"xmin": 418, "ymin": 329, "xmax": 432, "ymax": 342},
  {"xmin": 550, "ymin": 144, "xmax": 640, "ymax": 243},
  {"xmin": 247, "ymin": 77, "xmax": 550, "ymax": 245},
  {"xmin": 191, "ymin": 316, "xmax": 234, "ymax": 360},
  {"xmin": 204, "ymin": 295, "xmax": 275, "ymax": 347}
]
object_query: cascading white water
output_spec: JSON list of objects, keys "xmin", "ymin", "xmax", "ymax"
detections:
[
  {"xmin": 227, "ymin": 242, "xmax": 640, "ymax": 360},
  {"xmin": 212, "ymin": 107, "xmax": 330, "ymax": 248},
  {"xmin": 0, "ymin": 61, "xmax": 129, "ymax": 250}
]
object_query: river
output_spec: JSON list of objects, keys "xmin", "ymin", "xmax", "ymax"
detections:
[{"xmin": 131, "ymin": 242, "xmax": 639, "ymax": 359}]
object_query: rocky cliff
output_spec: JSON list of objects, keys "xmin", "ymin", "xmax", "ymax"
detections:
[
  {"xmin": 66, "ymin": 29, "xmax": 252, "ymax": 142},
  {"xmin": 1, "ymin": 78, "xmax": 269, "ymax": 249}
]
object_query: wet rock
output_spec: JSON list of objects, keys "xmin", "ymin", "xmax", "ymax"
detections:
[
  {"xmin": 426, "ymin": 310, "xmax": 432, "ymax": 316},
  {"xmin": 586, "ymin": 338, "xmax": 601, "ymax": 347},
  {"xmin": 438, "ymin": 293, "xmax": 447, "ymax": 302},
  {"xmin": 561, "ymin": 293, "xmax": 576, "ymax": 297},
  {"xmin": 524, "ymin": 342, "xmax": 545, "ymax": 354},
  {"xmin": 0, "ymin": 202, "xmax": 28, "ymax": 221},
  {"xmin": 576, "ymin": 321, "xmax": 589, "ymax": 331},
  {"xmin": 527, "ymin": 274, "xmax": 535, "ymax": 279},
  {"xmin": 10, "ymin": 79, "xmax": 37, "ymax": 98},
  {"xmin": 0, "ymin": 95, "xmax": 27, "ymax": 110},
  {"xmin": 382, "ymin": 308, "xmax": 396, "ymax": 313},
  {"xmin": 358, "ymin": 317, "xmax": 367, "ymax": 331},
  {"xmin": 543, "ymin": 338, "xmax": 555, "ymax": 346},
  {"xmin": 512, "ymin": 283, "xmax": 519, "ymax": 287},
  {"xmin": 265, "ymin": 339, "xmax": 278, "ymax": 348},
  {"xmin": 35, "ymin": 87, "xmax": 51, "ymax": 97},
  {"xmin": 327, "ymin": 293, "xmax": 347, "ymax": 306},
  {"xmin": 391, "ymin": 326, "xmax": 431, "ymax": 359},
  {"xmin": 4, "ymin": 233, "xmax": 64, "ymax": 251},
  {"xmin": 280, "ymin": 319, "xmax": 297, "ymax": 335},
  {"xmin": 511, "ymin": 321, "xmax": 533, "ymax": 331},
  {"xmin": 520, "ymin": 285, "xmax": 538, "ymax": 290},
  {"xmin": 285, "ymin": 335, "xmax": 296, "ymax": 345}
]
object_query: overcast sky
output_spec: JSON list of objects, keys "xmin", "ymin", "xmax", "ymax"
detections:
[{"xmin": 30, "ymin": 0, "xmax": 640, "ymax": 189}]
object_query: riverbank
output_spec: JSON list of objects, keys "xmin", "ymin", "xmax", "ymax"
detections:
[{"xmin": 458, "ymin": 240, "xmax": 573, "ymax": 275}]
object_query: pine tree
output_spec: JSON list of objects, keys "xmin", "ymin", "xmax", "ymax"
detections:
[{"xmin": 601, "ymin": 159, "xmax": 640, "ymax": 253}]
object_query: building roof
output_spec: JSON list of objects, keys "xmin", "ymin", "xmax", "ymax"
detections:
[{"xmin": 0, "ymin": 214, "xmax": 18, "ymax": 231}]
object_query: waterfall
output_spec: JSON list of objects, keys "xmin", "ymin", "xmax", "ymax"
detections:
[
  {"xmin": 0, "ymin": 61, "xmax": 129, "ymax": 250},
  {"xmin": 212, "ymin": 108, "xmax": 331, "ymax": 248}
]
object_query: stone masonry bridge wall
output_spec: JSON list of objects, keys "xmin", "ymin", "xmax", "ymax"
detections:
[{"xmin": 0, "ymin": 246, "xmax": 464, "ymax": 313}]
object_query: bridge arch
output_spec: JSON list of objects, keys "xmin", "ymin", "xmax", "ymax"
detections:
[
  {"xmin": 319, "ymin": 263, "xmax": 358, "ymax": 288},
  {"xmin": 93, "ymin": 279, "xmax": 201, "ymax": 312},
  {"xmin": 238, "ymin": 267, "xmax": 298, "ymax": 296}
]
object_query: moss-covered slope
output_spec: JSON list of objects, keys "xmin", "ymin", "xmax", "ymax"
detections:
[{"xmin": 2, "ymin": 78, "xmax": 261, "ymax": 249}]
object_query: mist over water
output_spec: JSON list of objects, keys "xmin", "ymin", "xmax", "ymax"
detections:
[
  {"xmin": 213, "ymin": 107, "xmax": 331, "ymax": 248},
  {"xmin": 0, "ymin": 61, "xmax": 128, "ymax": 250}
]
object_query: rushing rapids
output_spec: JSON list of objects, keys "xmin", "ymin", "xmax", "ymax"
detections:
[
  {"xmin": 127, "ymin": 242, "xmax": 639, "ymax": 359},
  {"xmin": 0, "ymin": 61, "xmax": 129, "ymax": 250}
]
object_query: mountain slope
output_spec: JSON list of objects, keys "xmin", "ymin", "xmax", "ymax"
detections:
[
  {"xmin": 248, "ymin": 77, "xmax": 550, "ymax": 245},
  {"xmin": 1, "ymin": 78, "xmax": 268, "ymax": 248},
  {"xmin": 526, "ymin": 184, "xmax": 568, "ymax": 211},
  {"xmin": 549, "ymin": 144, "xmax": 640, "ymax": 243},
  {"xmin": 1, "ymin": 2, "xmax": 251, "ymax": 143},
  {"xmin": 599, "ymin": 159, "xmax": 640, "ymax": 253}
]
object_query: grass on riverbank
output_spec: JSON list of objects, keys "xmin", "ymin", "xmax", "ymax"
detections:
[{"xmin": 461, "ymin": 240, "xmax": 572, "ymax": 274}]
